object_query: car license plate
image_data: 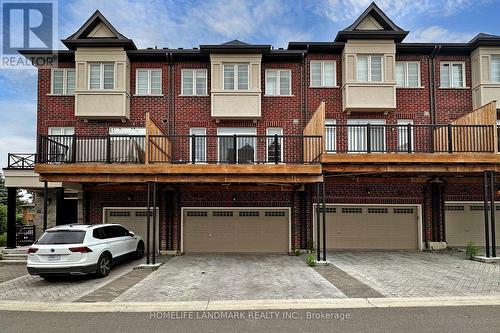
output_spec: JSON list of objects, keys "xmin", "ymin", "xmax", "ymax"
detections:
[{"xmin": 47, "ymin": 255, "xmax": 60, "ymax": 261}]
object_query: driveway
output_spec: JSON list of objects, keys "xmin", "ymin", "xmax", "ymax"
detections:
[
  {"xmin": 114, "ymin": 255, "xmax": 346, "ymax": 302},
  {"xmin": 327, "ymin": 251, "xmax": 500, "ymax": 297}
]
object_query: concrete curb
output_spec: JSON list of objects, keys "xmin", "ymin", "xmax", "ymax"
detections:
[{"xmin": 0, "ymin": 295, "xmax": 499, "ymax": 312}]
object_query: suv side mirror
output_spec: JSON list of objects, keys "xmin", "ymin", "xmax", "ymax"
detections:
[{"xmin": 128, "ymin": 231, "xmax": 135, "ymax": 237}]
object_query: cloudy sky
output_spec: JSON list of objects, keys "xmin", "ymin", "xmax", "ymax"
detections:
[{"xmin": 0, "ymin": 0, "xmax": 499, "ymax": 171}]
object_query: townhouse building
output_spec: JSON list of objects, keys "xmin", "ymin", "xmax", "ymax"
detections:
[{"xmin": 3, "ymin": 3, "xmax": 499, "ymax": 258}]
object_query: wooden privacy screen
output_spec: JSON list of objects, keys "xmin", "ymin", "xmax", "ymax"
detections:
[
  {"xmin": 303, "ymin": 101, "xmax": 325, "ymax": 162},
  {"xmin": 433, "ymin": 101, "xmax": 497, "ymax": 153},
  {"xmin": 145, "ymin": 113, "xmax": 170, "ymax": 164}
]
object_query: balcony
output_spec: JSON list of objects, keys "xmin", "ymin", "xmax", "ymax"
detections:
[{"xmin": 6, "ymin": 153, "xmax": 37, "ymax": 169}]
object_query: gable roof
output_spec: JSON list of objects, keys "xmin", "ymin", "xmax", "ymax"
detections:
[
  {"xmin": 62, "ymin": 10, "xmax": 136, "ymax": 50},
  {"xmin": 335, "ymin": 2, "xmax": 408, "ymax": 42},
  {"xmin": 221, "ymin": 39, "xmax": 250, "ymax": 46},
  {"xmin": 468, "ymin": 32, "xmax": 500, "ymax": 48}
]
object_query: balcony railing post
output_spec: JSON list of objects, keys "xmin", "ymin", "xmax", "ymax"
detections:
[
  {"xmin": 191, "ymin": 134, "xmax": 196, "ymax": 164},
  {"xmin": 106, "ymin": 135, "xmax": 111, "ymax": 163},
  {"xmin": 407, "ymin": 123, "xmax": 412, "ymax": 153},
  {"xmin": 447, "ymin": 124, "xmax": 453, "ymax": 153},
  {"xmin": 72, "ymin": 134, "xmax": 77, "ymax": 163},
  {"xmin": 274, "ymin": 134, "xmax": 279, "ymax": 164},
  {"xmin": 233, "ymin": 134, "xmax": 237, "ymax": 164},
  {"xmin": 366, "ymin": 124, "xmax": 371, "ymax": 153}
]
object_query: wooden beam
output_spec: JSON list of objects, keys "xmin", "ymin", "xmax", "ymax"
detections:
[
  {"xmin": 39, "ymin": 174, "xmax": 323, "ymax": 184},
  {"xmin": 322, "ymin": 153, "xmax": 500, "ymax": 164},
  {"xmin": 35, "ymin": 163, "xmax": 323, "ymax": 175},
  {"xmin": 322, "ymin": 164, "xmax": 499, "ymax": 173},
  {"xmin": 176, "ymin": 185, "xmax": 297, "ymax": 191}
]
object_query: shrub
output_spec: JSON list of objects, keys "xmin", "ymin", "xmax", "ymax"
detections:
[
  {"xmin": 294, "ymin": 249, "xmax": 301, "ymax": 256},
  {"xmin": 0, "ymin": 233, "xmax": 6, "ymax": 247},
  {"xmin": 306, "ymin": 254, "xmax": 316, "ymax": 267},
  {"xmin": 466, "ymin": 241, "xmax": 480, "ymax": 259}
]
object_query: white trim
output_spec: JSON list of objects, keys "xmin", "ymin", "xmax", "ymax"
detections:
[
  {"xmin": 357, "ymin": 54, "xmax": 384, "ymax": 83},
  {"xmin": 50, "ymin": 68, "xmax": 75, "ymax": 95},
  {"xmin": 216, "ymin": 127, "xmax": 257, "ymax": 163},
  {"xmin": 181, "ymin": 68, "xmax": 208, "ymax": 96},
  {"xmin": 309, "ymin": 60, "xmax": 337, "ymax": 87},
  {"xmin": 395, "ymin": 61, "xmax": 422, "ymax": 88},
  {"xmin": 180, "ymin": 207, "xmax": 292, "ymax": 253},
  {"xmin": 222, "ymin": 63, "xmax": 250, "ymax": 91},
  {"xmin": 312, "ymin": 203, "xmax": 423, "ymax": 251},
  {"xmin": 88, "ymin": 62, "xmax": 115, "ymax": 90},
  {"xmin": 439, "ymin": 61, "xmax": 466, "ymax": 88},
  {"xmin": 135, "ymin": 68, "xmax": 162, "ymax": 95},
  {"xmin": 265, "ymin": 69, "xmax": 292, "ymax": 96},
  {"xmin": 266, "ymin": 127, "xmax": 284, "ymax": 163}
]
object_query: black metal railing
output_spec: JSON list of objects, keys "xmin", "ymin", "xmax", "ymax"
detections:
[
  {"xmin": 161, "ymin": 135, "xmax": 322, "ymax": 164},
  {"xmin": 38, "ymin": 135, "xmax": 146, "ymax": 164},
  {"xmin": 7, "ymin": 153, "xmax": 37, "ymax": 169},
  {"xmin": 37, "ymin": 134, "xmax": 323, "ymax": 165},
  {"xmin": 16, "ymin": 225, "xmax": 36, "ymax": 246},
  {"xmin": 325, "ymin": 124, "xmax": 496, "ymax": 153}
]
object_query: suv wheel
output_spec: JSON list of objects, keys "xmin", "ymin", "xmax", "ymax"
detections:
[
  {"xmin": 135, "ymin": 241, "xmax": 145, "ymax": 259},
  {"xmin": 96, "ymin": 253, "xmax": 112, "ymax": 278}
]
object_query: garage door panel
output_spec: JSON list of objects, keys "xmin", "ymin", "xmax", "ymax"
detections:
[
  {"xmin": 318, "ymin": 205, "xmax": 418, "ymax": 250},
  {"xmin": 183, "ymin": 209, "xmax": 289, "ymax": 253}
]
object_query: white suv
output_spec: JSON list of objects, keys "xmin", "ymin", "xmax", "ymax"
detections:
[{"xmin": 27, "ymin": 224, "xmax": 145, "ymax": 279}]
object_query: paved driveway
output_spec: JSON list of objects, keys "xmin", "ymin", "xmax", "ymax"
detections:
[
  {"xmin": 328, "ymin": 251, "xmax": 500, "ymax": 297},
  {"xmin": 114, "ymin": 255, "xmax": 346, "ymax": 302}
]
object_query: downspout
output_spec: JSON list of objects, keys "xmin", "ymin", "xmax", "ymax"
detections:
[
  {"xmin": 167, "ymin": 52, "xmax": 174, "ymax": 135},
  {"xmin": 301, "ymin": 51, "xmax": 307, "ymax": 128},
  {"xmin": 428, "ymin": 45, "xmax": 441, "ymax": 125}
]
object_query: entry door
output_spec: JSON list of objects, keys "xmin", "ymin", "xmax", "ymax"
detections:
[
  {"xmin": 347, "ymin": 120, "xmax": 385, "ymax": 152},
  {"xmin": 217, "ymin": 128, "xmax": 256, "ymax": 163}
]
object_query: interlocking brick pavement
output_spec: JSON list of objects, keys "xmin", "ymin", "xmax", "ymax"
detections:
[
  {"xmin": 328, "ymin": 251, "xmax": 500, "ymax": 297},
  {"xmin": 114, "ymin": 255, "xmax": 346, "ymax": 302}
]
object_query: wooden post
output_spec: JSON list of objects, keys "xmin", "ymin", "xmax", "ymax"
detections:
[{"xmin": 6, "ymin": 187, "xmax": 17, "ymax": 249}]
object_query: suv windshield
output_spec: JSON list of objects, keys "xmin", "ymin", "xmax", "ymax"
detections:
[{"xmin": 37, "ymin": 230, "xmax": 86, "ymax": 245}]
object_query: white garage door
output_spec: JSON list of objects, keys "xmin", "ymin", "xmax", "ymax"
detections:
[
  {"xmin": 445, "ymin": 203, "xmax": 500, "ymax": 247},
  {"xmin": 105, "ymin": 208, "xmax": 159, "ymax": 253},
  {"xmin": 315, "ymin": 205, "xmax": 419, "ymax": 250},
  {"xmin": 183, "ymin": 208, "xmax": 289, "ymax": 253}
]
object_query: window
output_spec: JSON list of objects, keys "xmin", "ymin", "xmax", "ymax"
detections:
[
  {"xmin": 396, "ymin": 62, "xmax": 421, "ymax": 87},
  {"xmin": 51, "ymin": 69, "xmax": 75, "ymax": 95},
  {"xmin": 109, "ymin": 127, "xmax": 146, "ymax": 136},
  {"xmin": 223, "ymin": 63, "xmax": 249, "ymax": 90},
  {"xmin": 189, "ymin": 128, "xmax": 206, "ymax": 163},
  {"xmin": 357, "ymin": 55, "xmax": 383, "ymax": 82},
  {"xmin": 440, "ymin": 62, "xmax": 465, "ymax": 88},
  {"xmin": 325, "ymin": 119, "xmax": 336, "ymax": 153},
  {"xmin": 491, "ymin": 55, "xmax": 500, "ymax": 83},
  {"xmin": 182, "ymin": 69, "xmax": 207, "ymax": 95},
  {"xmin": 265, "ymin": 70, "xmax": 291, "ymax": 95},
  {"xmin": 397, "ymin": 119, "xmax": 414, "ymax": 152},
  {"xmin": 136, "ymin": 69, "xmax": 162, "ymax": 95},
  {"xmin": 347, "ymin": 120, "xmax": 386, "ymax": 152},
  {"xmin": 89, "ymin": 63, "xmax": 114, "ymax": 90},
  {"xmin": 217, "ymin": 128, "xmax": 256, "ymax": 163},
  {"xmin": 37, "ymin": 230, "xmax": 86, "ymax": 244},
  {"xmin": 266, "ymin": 128, "xmax": 283, "ymax": 163},
  {"xmin": 310, "ymin": 61, "xmax": 336, "ymax": 87}
]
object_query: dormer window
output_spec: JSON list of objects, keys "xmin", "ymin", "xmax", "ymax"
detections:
[
  {"xmin": 223, "ymin": 63, "xmax": 249, "ymax": 90},
  {"xmin": 89, "ymin": 62, "xmax": 114, "ymax": 90},
  {"xmin": 357, "ymin": 55, "xmax": 383, "ymax": 82}
]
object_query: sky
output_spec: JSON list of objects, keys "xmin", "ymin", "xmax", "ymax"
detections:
[{"xmin": 0, "ymin": 0, "xmax": 500, "ymax": 172}]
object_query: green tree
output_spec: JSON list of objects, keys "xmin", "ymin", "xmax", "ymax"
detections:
[{"xmin": 0, "ymin": 205, "xmax": 6, "ymax": 233}]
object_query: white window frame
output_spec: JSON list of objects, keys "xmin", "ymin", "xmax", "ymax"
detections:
[
  {"xmin": 397, "ymin": 119, "xmax": 414, "ymax": 152},
  {"xmin": 108, "ymin": 127, "xmax": 146, "ymax": 135},
  {"xmin": 265, "ymin": 69, "xmax": 292, "ymax": 96},
  {"xmin": 88, "ymin": 62, "xmax": 115, "ymax": 90},
  {"xmin": 48, "ymin": 127, "xmax": 75, "ymax": 136},
  {"xmin": 310, "ymin": 60, "xmax": 336, "ymax": 87},
  {"xmin": 217, "ymin": 127, "xmax": 256, "ymax": 163},
  {"xmin": 222, "ymin": 63, "xmax": 250, "ymax": 91},
  {"xmin": 266, "ymin": 127, "xmax": 283, "ymax": 163},
  {"xmin": 440, "ymin": 61, "xmax": 466, "ymax": 88},
  {"xmin": 135, "ymin": 69, "xmax": 162, "ymax": 95},
  {"xmin": 357, "ymin": 55, "xmax": 384, "ymax": 82},
  {"xmin": 325, "ymin": 119, "xmax": 336, "ymax": 153},
  {"xmin": 50, "ymin": 68, "xmax": 75, "ymax": 95},
  {"xmin": 181, "ymin": 69, "xmax": 208, "ymax": 96},
  {"xmin": 48, "ymin": 127, "xmax": 75, "ymax": 162},
  {"xmin": 396, "ymin": 61, "xmax": 421, "ymax": 88},
  {"xmin": 347, "ymin": 119, "xmax": 386, "ymax": 153},
  {"xmin": 491, "ymin": 55, "xmax": 500, "ymax": 83},
  {"xmin": 189, "ymin": 128, "xmax": 207, "ymax": 163}
]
